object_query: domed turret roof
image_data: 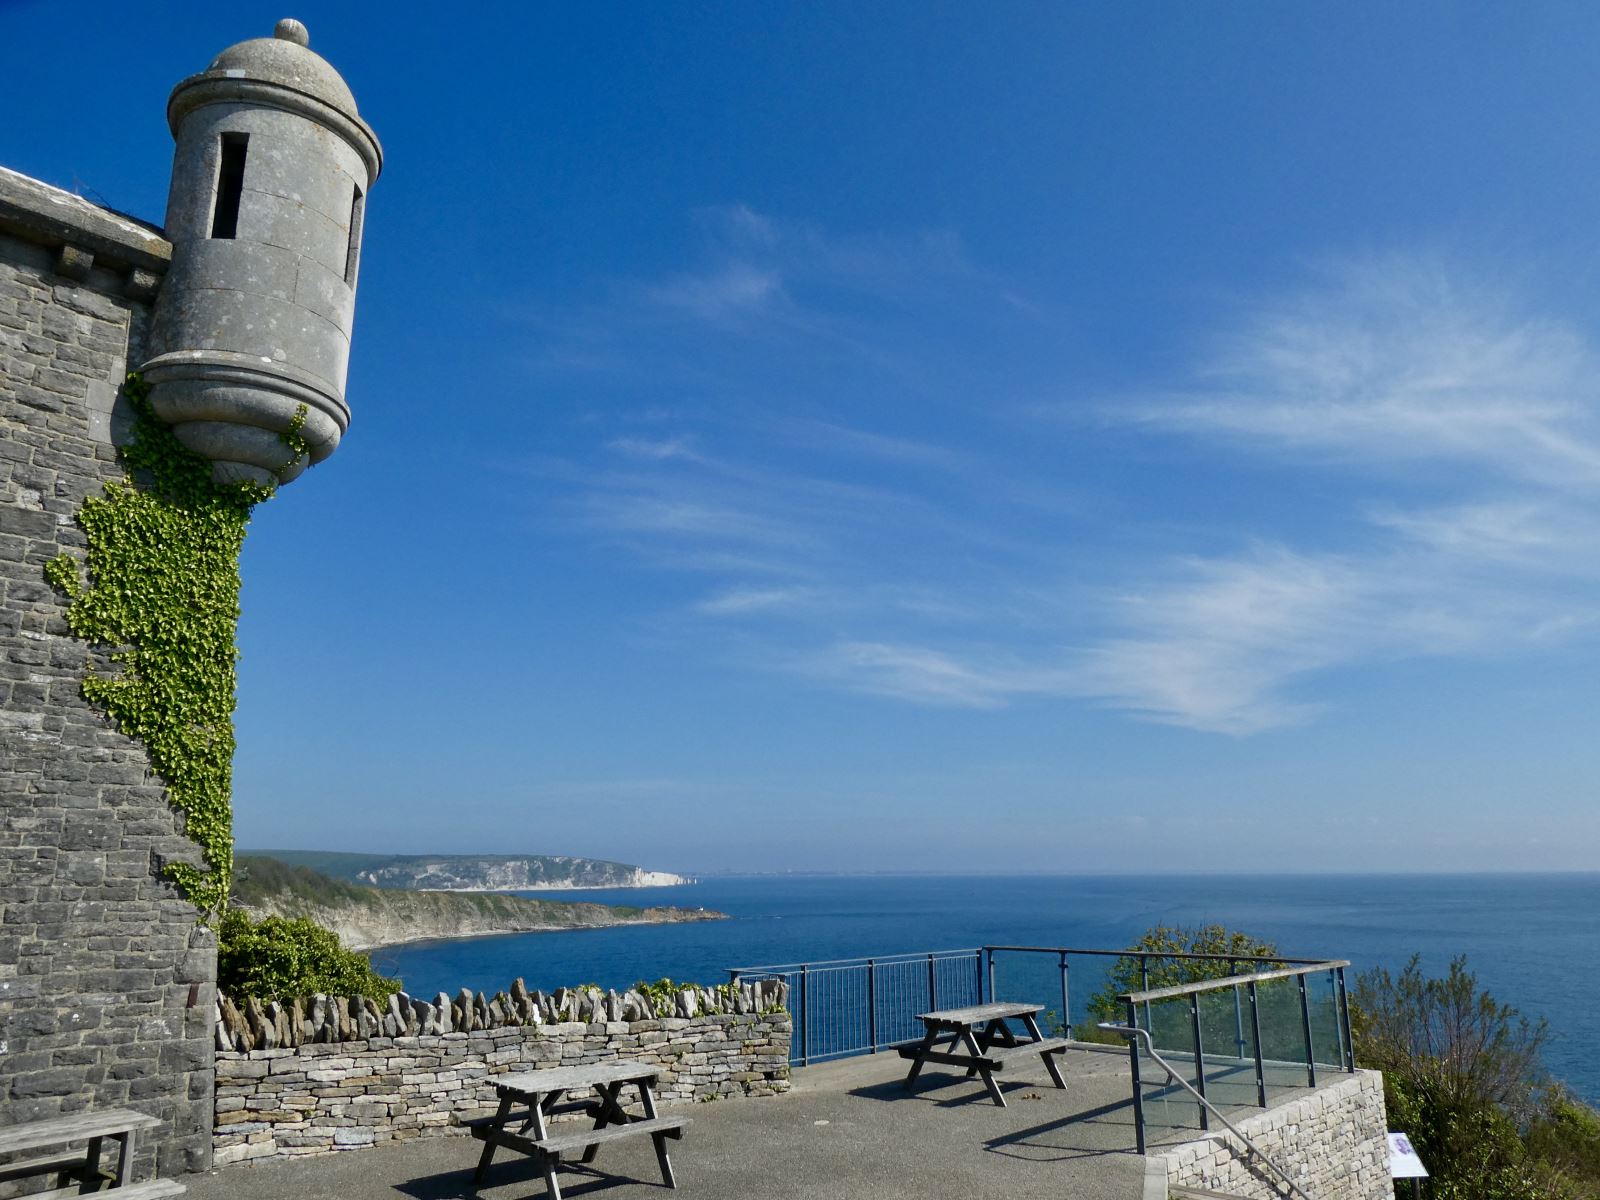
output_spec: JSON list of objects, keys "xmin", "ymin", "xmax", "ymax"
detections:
[
  {"xmin": 167, "ymin": 18, "xmax": 381, "ymax": 180},
  {"xmin": 202, "ymin": 19, "xmax": 359, "ymax": 116}
]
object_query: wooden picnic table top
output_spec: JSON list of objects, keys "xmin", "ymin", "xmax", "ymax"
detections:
[
  {"xmin": 917, "ymin": 1001, "xmax": 1042, "ymax": 1026},
  {"xmin": 495, "ymin": 1062, "xmax": 661, "ymax": 1095},
  {"xmin": 0, "ymin": 1109, "xmax": 161, "ymax": 1156}
]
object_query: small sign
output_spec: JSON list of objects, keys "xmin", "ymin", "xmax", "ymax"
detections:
[{"xmin": 1388, "ymin": 1132, "xmax": 1428, "ymax": 1179}]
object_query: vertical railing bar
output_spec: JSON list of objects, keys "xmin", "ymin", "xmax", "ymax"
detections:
[
  {"xmin": 867, "ymin": 958, "xmax": 877, "ymax": 1053},
  {"xmin": 1059, "ymin": 951, "xmax": 1070, "ymax": 1039},
  {"xmin": 1248, "ymin": 980, "xmax": 1267, "ymax": 1108},
  {"xmin": 1231, "ymin": 959, "xmax": 1246, "ymax": 1058},
  {"xmin": 1336, "ymin": 967, "xmax": 1355, "ymax": 1072},
  {"xmin": 1298, "ymin": 972, "xmax": 1316, "ymax": 1088},
  {"xmin": 927, "ymin": 953, "xmax": 937, "ymax": 1011},
  {"xmin": 974, "ymin": 949, "xmax": 983, "ymax": 1007},
  {"xmin": 1140, "ymin": 954, "xmax": 1153, "ymax": 1036},
  {"xmin": 1190, "ymin": 994, "xmax": 1209, "ymax": 1131},
  {"xmin": 800, "ymin": 964, "xmax": 810, "ymax": 1067},
  {"xmin": 986, "ymin": 947, "xmax": 996, "ymax": 1004},
  {"xmin": 1126, "ymin": 996, "xmax": 1146, "ymax": 1155}
]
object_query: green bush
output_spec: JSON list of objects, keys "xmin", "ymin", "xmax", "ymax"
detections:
[
  {"xmin": 216, "ymin": 908, "xmax": 399, "ymax": 1000},
  {"xmin": 1355, "ymin": 956, "xmax": 1600, "ymax": 1200},
  {"xmin": 1526, "ymin": 1089, "xmax": 1600, "ymax": 1189},
  {"xmin": 1083, "ymin": 924, "xmax": 1281, "ymax": 1021},
  {"xmin": 1067, "ymin": 923, "xmax": 1282, "ymax": 1047}
]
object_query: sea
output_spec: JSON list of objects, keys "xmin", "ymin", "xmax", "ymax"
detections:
[{"xmin": 374, "ymin": 873, "xmax": 1600, "ymax": 1105}]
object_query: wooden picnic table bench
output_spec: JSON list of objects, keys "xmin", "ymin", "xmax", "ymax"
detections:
[
  {"xmin": 467, "ymin": 1061, "xmax": 690, "ymax": 1200},
  {"xmin": 0, "ymin": 1109, "xmax": 184, "ymax": 1198},
  {"xmin": 896, "ymin": 1001, "xmax": 1070, "ymax": 1107}
]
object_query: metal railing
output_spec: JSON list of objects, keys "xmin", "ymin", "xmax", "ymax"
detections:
[
  {"xmin": 981, "ymin": 944, "xmax": 1345, "ymax": 1042},
  {"xmin": 1114, "ymin": 958, "xmax": 1354, "ymax": 1153},
  {"xmin": 731, "ymin": 943, "xmax": 1356, "ymax": 1157},
  {"xmin": 728, "ymin": 950, "xmax": 983, "ymax": 1065},
  {"xmin": 1100, "ymin": 1022, "xmax": 1317, "ymax": 1200}
]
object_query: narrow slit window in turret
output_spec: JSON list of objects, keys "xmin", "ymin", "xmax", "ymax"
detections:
[
  {"xmin": 345, "ymin": 184, "xmax": 364, "ymax": 283},
  {"xmin": 211, "ymin": 133, "xmax": 248, "ymax": 239}
]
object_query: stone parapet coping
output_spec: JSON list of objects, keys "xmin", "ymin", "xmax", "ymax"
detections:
[{"xmin": 0, "ymin": 165, "xmax": 170, "ymax": 297}]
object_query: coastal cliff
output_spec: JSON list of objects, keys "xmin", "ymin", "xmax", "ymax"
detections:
[
  {"xmin": 248, "ymin": 849, "xmax": 692, "ymax": 892},
  {"xmin": 232, "ymin": 856, "xmax": 720, "ymax": 950}
]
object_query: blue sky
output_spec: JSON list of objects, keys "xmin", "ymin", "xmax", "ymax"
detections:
[{"xmin": 9, "ymin": 1, "xmax": 1600, "ymax": 873}]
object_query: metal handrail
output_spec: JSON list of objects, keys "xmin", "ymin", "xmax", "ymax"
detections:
[
  {"xmin": 1121, "ymin": 960, "xmax": 1350, "ymax": 1004},
  {"xmin": 729, "ymin": 948, "xmax": 981, "ymax": 975},
  {"xmin": 1099, "ymin": 1022, "xmax": 1317, "ymax": 1200},
  {"xmin": 987, "ymin": 944, "xmax": 1332, "ymax": 965}
]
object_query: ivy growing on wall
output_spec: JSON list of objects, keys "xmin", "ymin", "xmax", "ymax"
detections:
[{"xmin": 44, "ymin": 373, "xmax": 279, "ymax": 917}]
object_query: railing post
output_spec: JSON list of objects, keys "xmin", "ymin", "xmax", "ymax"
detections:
[
  {"xmin": 1190, "ymin": 994, "xmax": 1209, "ymax": 1131},
  {"xmin": 986, "ymin": 947, "xmax": 996, "ymax": 1004},
  {"xmin": 1336, "ymin": 967, "xmax": 1355, "ymax": 1072},
  {"xmin": 1297, "ymin": 972, "xmax": 1316, "ymax": 1088},
  {"xmin": 973, "ymin": 949, "xmax": 983, "ymax": 1006},
  {"xmin": 867, "ymin": 959, "xmax": 878, "ymax": 1053},
  {"xmin": 1231, "ymin": 960, "xmax": 1246, "ymax": 1058},
  {"xmin": 800, "ymin": 964, "xmax": 810, "ymax": 1067},
  {"xmin": 927, "ymin": 953, "xmax": 937, "ymax": 1010},
  {"xmin": 1247, "ymin": 980, "xmax": 1267, "ymax": 1108},
  {"xmin": 1126, "ymin": 997, "xmax": 1146, "ymax": 1155},
  {"xmin": 1140, "ymin": 954, "xmax": 1153, "ymax": 1034},
  {"xmin": 1058, "ymin": 951, "xmax": 1070, "ymax": 1039}
]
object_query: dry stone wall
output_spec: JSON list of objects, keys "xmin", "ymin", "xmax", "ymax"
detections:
[
  {"xmin": 212, "ymin": 990, "xmax": 792, "ymax": 1165},
  {"xmin": 214, "ymin": 977, "xmax": 788, "ymax": 1050},
  {"xmin": 0, "ymin": 170, "xmax": 215, "ymax": 1177},
  {"xmin": 1155, "ymin": 1070, "xmax": 1390, "ymax": 1200}
]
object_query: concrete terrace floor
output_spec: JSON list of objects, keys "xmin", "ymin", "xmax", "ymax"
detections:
[{"xmin": 179, "ymin": 1047, "xmax": 1276, "ymax": 1200}]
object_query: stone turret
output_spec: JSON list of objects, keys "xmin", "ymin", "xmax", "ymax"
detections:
[{"xmin": 142, "ymin": 18, "xmax": 381, "ymax": 485}]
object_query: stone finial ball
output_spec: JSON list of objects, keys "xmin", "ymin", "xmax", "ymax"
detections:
[{"xmin": 274, "ymin": 18, "xmax": 310, "ymax": 46}]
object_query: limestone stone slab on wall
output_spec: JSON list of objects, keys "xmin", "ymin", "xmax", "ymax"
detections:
[
  {"xmin": 1155, "ymin": 1070, "xmax": 1390, "ymax": 1200},
  {"xmin": 0, "ymin": 173, "xmax": 215, "ymax": 1178},
  {"xmin": 212, "ymin": 1011, "xmax": 793, "ymax": 1166}
]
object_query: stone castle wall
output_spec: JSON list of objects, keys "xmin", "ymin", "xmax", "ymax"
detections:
[
  {"xmin": 213, "ymin": 1009, "xmax": 793, "ymax": 1166},
  {"xmin": 0, "ymin": 168, "xmax": 216, "ymax": 1175},
  {"xmin": 1154, "ymin": 1070, "xmax": 1390, "ymax": 1200}
]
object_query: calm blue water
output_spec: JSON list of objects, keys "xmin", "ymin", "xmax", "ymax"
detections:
[{"xmin": 376, "ymin": 873, "xmax": 1600, "ymax": 1103}]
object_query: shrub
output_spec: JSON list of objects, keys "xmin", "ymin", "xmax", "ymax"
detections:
[
  {"xmin": 1084, "ymin": 923, "xmax": 1282, "ymax": 1025},
  {"xmin": 216, "ymin": 907, "xmax": 399, "ymax": 1000},
  {"xmin": 1353, "ymin": 955, "xmax": 1600, "ymax": 1200}
]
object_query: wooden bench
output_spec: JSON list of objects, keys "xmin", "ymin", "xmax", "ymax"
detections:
[
  {"xmin": 532, "ymin": 1115, "xmax": 689, "ymax": 1156},
  {"xmin": 470, "ymin": 1062, "xmax": 691, "ymax": 1200},
  {"xmin": 24, "ymin": 1181, "xmax": 185, "ymax": 1200},
  {"xmin": 899, "ymin": 1002, "xmax": 1071, "ymax": 1106},
  {"xmin": 895, "ymin": 1035, "xmax": 1071, "ymax": 1068},
  {"xmin": 0, "ymin": 1109, "xmax": 180, "ymax": 1196}
]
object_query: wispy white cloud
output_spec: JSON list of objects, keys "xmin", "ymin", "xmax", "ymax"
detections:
[
  {"xmin": 1057, "ymin": 253, "xmax": 1600, "ymax": 730},
  {"xmin": 534, "ymin": 234, "xmax": 1600, "ymax": 735},
  {"xmin": 644, "ymin": 263, "xmax": 784, "ymax": 323},
  {"xmin": 695, "ymin": 586, "xmax": 818, "ymax": 617},
  {"xmin": 791, "ymin": 641, "xmax": 1074, "ymax": 709},
  {"xmin": 607, "ymin": 435, "xmax": 704, "ymax": 462},
  {"xmin": 1118, "ymin": 254, "xmax": 1600, "ymax": 487}
]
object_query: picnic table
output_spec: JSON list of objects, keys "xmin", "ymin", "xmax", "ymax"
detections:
[
  {"xmin": 897, "ymin": 1001, "xmax": 1070, "ymax": 1107},
  {"xmin": 468, "ymin": 1061, "xmax": 690, "ymax": 1200},
  {"xmin": 0, "ymin": 1109, "xmax": 184, "ymax": 1198}
]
